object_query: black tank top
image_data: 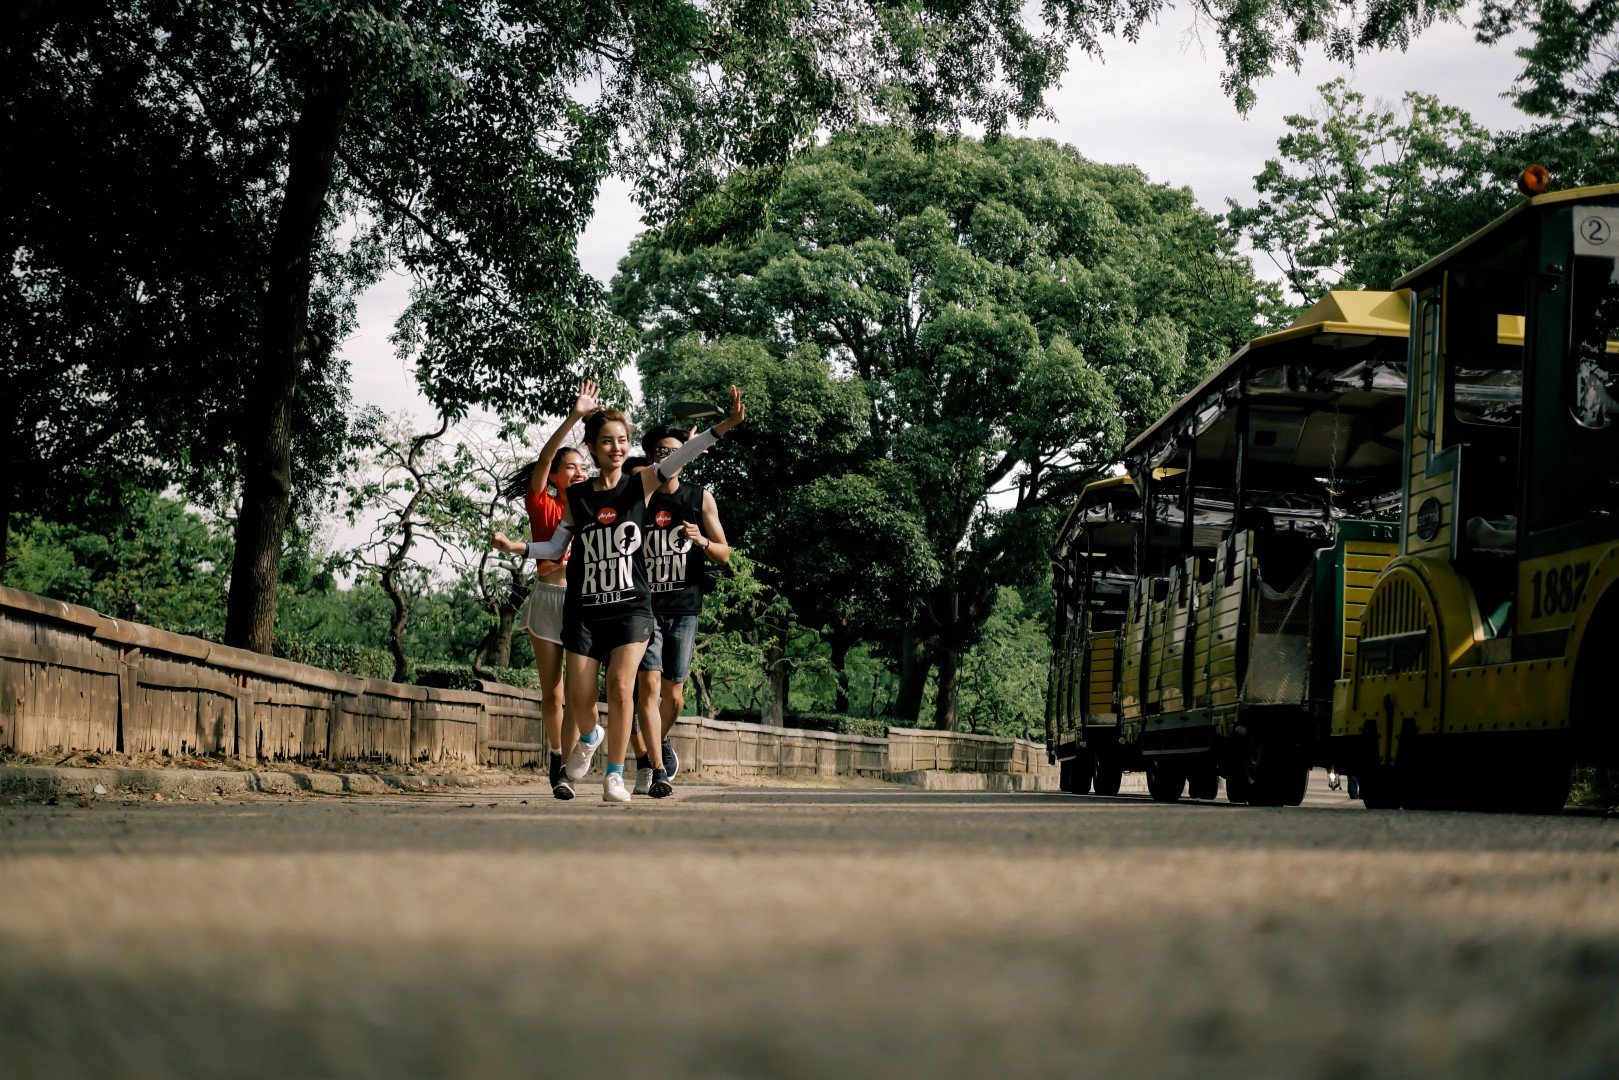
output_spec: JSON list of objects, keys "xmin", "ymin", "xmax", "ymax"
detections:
[
  {"xmin": 564, "ymin": 473, "xmax": 652, "ymax": 623},
  {"xmin": 645, "ymin": 483, "xmax": 707, "ymax": 615}
]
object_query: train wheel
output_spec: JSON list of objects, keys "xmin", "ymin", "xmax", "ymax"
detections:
[
  {"xmin": 1187, "ymin": 765, "xmax": 1220, "ymax": 801},
  {"xmin": 1145, "ymin": 757, "xmax": 1186, "ymax": 802},
  {"xmin": 1279, "ymin": 764, "xmax": 1310, "ymax": 806},
  {"xmin": 1234, "ymin": 727, "xmax": 1299, "ymax": 807},
  {"xmin": 1493, "ymin": 755, "xmax": 1573, "ymax": 815},
  {"xmin": 1393, "ymin": 724, "xmax": 1451, "ymax": 811},
  {"xmin": 1355, "ymin": 766, "xmax": 1401, "ymax": 809},
  {"xmin": 1071, "ymin": 748, "xmax": 1094, "ymax": 795},
  {"xmin": 1223, "ymin": 764, "xmax": 1250, "ymax": 804},
  {"xmin": 1093, "ymin": 753, "xmax": 1123, "ymax": 797}
]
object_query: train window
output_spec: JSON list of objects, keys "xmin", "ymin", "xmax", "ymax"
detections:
[
  {"xmin": 1568, "ymin": 252, "xmax": 1619, "ymax": 430},
  {"xmin": 1445, "ymin": 269, "xmax": 1526, "ymax": 428}
]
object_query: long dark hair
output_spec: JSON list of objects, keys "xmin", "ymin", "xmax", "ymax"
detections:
[{"xmin": 497, "ymin": 446, "xmax": 584, "ymax": 502}]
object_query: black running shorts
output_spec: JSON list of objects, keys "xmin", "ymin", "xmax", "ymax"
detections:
[{"xmin": 564, "ymin": 615, "xmax": 654, "ymax": 663}]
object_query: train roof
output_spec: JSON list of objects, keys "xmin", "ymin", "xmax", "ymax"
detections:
[
  {"xmin": 1395, "ymin": 183, "xmax": 1619, "ymax": 290},
  {"xmin": 1122, "ymin": 290, "xmax": 1411, "ymax": 497}
]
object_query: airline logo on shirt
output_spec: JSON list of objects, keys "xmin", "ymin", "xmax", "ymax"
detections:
[
  {"xmin": 596, "ymin": 506, "xmax": 617, "ymax": 525},
  {"xmin": 654, "ymin": 510, "xmax": 673, "ymax": 528}
]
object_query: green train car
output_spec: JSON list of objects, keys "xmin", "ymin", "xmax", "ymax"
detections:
[{"xmin": 1048, "ymin": 290, "xmax": 1411, "ymax": 802}]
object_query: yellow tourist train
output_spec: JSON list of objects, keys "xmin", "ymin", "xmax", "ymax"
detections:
[{"xmin": 1048, "ymin": 177, "xmax": 1619, "ymax": 812}]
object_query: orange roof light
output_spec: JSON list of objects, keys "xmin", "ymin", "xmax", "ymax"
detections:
[{"xmin": 1518, "ymin": 164, "xmax": 1551, "ymax": 196}]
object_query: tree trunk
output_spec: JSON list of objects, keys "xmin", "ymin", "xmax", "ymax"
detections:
[
  {"xmin": 933, "ymin": 645, "xmax": 960, "ymax": 731},
  {"xmin": 893, "ymin": 621, "xmax": 933, "ymax": 724},
  {"xmin": 381, "ymin": 560, "xmax": 410, "ymax": 684},
  {"xmin": 224, "ymin": 74, "xmax": 352, "ymax": 653},
  {"xmin": 691, "ymin": 664, "xmax": 714, "ymax": 718},
  {"xmin": 828, "ymin": 632, "xmax": 851, "ymax": 715},
  {"xmin": 762, "ymin": 636, "xmax": 787, "ymax": 726},
  {"xmin": 478, "ymin": 586, "xmax": 519, "ymax": 671},
  {"xmin": 491, "ymin": 603, "xmax": 516, "ymax": 668},
  {"xmin": 0, "ymin": 440, "xmax": 12, "ymax": 583},
  {"xmin": 499, "ymin": 570, "xmax": 527, "ymax": 666}
]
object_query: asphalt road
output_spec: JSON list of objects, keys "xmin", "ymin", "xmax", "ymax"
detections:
[{"xmin": 3, "ymin": 772, "xmax": 1617, "ymax": 1080}]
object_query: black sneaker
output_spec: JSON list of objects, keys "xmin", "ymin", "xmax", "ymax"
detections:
[
  {"xmin": 649, "ymin": 767, "xmax": 673, "ymax": 799},
  {"xmin": 547, "ymin": 752, "xmax": 564, "ymax": 788},
  {"xmin": 552, "ymin": 776, "xmax": 575, "ymax": 801},
  {"xmin": 661, "ymin": 740, "xmax": 680, "ymax": 781}
]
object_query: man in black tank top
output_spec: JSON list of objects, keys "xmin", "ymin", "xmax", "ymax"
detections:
[{"xmin": 632, "ymin": 425, "xmax": 731, "ymax": 791}]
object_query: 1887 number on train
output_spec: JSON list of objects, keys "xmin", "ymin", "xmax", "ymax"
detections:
[{"xmin": 1530, "ymin": 562, "xmax": 1591, "ymax": 618}]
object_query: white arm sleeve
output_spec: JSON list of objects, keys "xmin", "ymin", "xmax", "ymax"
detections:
[
  {"xmin": 654, "ymin": 427, "xmax": 720, "ymax": 482},
  {"xmin": 524, "ymin": 522, "xmax": 571, "ymax": 561}
]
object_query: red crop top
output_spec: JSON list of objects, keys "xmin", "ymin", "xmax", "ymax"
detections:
[{"xmin": 524, "ymin": 485, "xmax": 570, "ymax": 566}]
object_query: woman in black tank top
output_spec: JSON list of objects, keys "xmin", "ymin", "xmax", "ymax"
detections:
[{"xmin": 501, "ymin": 385, "xmax": 745, "ymax": 804}]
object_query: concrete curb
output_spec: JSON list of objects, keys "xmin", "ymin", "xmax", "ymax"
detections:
[
  {"xmin": 0, "ymin": 765, "xmax": 513, "ymax": 799},
  {"xmin": 886, "ymin": 770, "xmax": 1064, "ymax": 792},
  {"xmin": 885, "ymin": 770, "xmax": 1151, "ymax": 795}
]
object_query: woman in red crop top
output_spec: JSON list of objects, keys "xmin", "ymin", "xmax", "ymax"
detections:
[{"xmin": 496, "ymin": 379, "xmax": 598, "ymax": 799}]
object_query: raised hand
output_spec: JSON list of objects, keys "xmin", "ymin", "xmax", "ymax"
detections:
[
  {"xmin": 491, "ymin": 531, "xmax": 526, "ymax": 556},
  {"xmin": 714, "ymin": 384, "xmax": 746, "ymax": 435},
  {"xmin": 571, "ymin": 378, "xmax": 601, "ymax": 418}
]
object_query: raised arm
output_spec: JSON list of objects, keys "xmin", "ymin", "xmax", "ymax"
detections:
[
  {"xmin": 531, "ymin": 378, "xmax": 601, "ymax": 492},
  {"xmin": 640, "ymin": 384, "xmax": 746, "ymax": 499}
]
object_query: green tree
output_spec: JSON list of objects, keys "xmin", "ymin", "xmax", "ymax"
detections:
[
  {"xmin": 754, "ymin": 470, "xmax": 942, "ymax": 712},
  {"xmin": 1481, "ymin": 0, "xmax": 1618, "ymax": 139},
  {"xmin": 955, "ymin": 586, "xmax": 1051, "ymax": 740},
  {"xmin": 8, "ymin": 490, "xmax": 233, "ymax": 637},
  {"xmin": 1226, "ymin": 78, "xmax": 1504, "ymax": 308},
  {"xmin": 341, "ymin": 416, "xmax": 459, "ymax": 682},
  {"xmin": 1479, "ymin": 0, "xmax": 1619, "ymax": 186},
  {"xmin": 0, "ymin": 3, "xmax": 370, "ymax": 576},
  {"xmin": 340, "ymin": 415, "xmax": 545, "ymax": 681},
  {"xmin": 8, "ymin": 0, "xmax": 1487, "ymax": 652},
  {"xmin": 688, "ymin": 550, "xmax": 831, "ymax": 723},
  {"xmin": 617, "ymin": 127, "xmax": 1267, "ymax": 729},
  {"xmin": 634, "ymin": 333, "xmax": 937, "ymax": 713}
]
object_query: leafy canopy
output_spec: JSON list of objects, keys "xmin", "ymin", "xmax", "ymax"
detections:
[
  {"xmin": 616, "ymin": 127, "xmax": 1268, "ymax": 721},
  {"xmin": 1228, "ymin": 75, "xmax": 1619, "ymax": 312},
  {"xmin": 1226, "ymin": 78, "xmax": 1504, "ymax": 307}
]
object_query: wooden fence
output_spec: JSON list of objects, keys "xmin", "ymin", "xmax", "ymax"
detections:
[
  {"xmin": 886, "ymin": 726, "xmax": 1051, "ymax": 774},
  {"xmin": 0, "ymin": 586, "xmax": 1053, "ymax": 783}
]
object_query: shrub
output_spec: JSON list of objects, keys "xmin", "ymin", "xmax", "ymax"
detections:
[
  {"xmin": 411, "ymin": 661, "xmax": 543, "ymax": 691},
  {"xmin": 785, "ymin": 712, "xmax": 887, "ymax": 738},
  {"xmin": 273, "ymin": 637, "xmax": 396, "ymax": 681},
  {"xmin": 1569, "ymin": 767, "xmax": 1619, "ymax": 810}
]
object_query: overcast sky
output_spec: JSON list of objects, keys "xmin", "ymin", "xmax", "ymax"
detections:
[{"xmin": 341, "ymin": 16, "xmax": 1532, "ymax": 423}]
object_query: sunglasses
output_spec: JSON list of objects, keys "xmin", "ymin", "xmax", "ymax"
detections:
[{"xmin": 651, "ymin": 445, "xmax": 680, "ymax": 459}]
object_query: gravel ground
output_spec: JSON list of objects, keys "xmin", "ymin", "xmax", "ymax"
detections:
[{"xmin": 2, "ymin": 774, "xmax": 1617, "ymax": 1079}]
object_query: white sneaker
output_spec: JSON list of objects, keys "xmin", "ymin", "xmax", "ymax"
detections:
[
  {"xmin": 602, "ymin": 772, "xmax": 632, "ymax": 804},
  {"xmin": 632, "ymin": 766, "xmax": 654, "ymax": 796},
  {"xmin": 565, "ymin": 724, "xmax": 604, "ymax": 781}
]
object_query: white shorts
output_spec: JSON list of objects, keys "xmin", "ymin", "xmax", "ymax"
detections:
[{"xmin": 519, "ymin": 581, "xmax": 567, "ymax": 645}]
